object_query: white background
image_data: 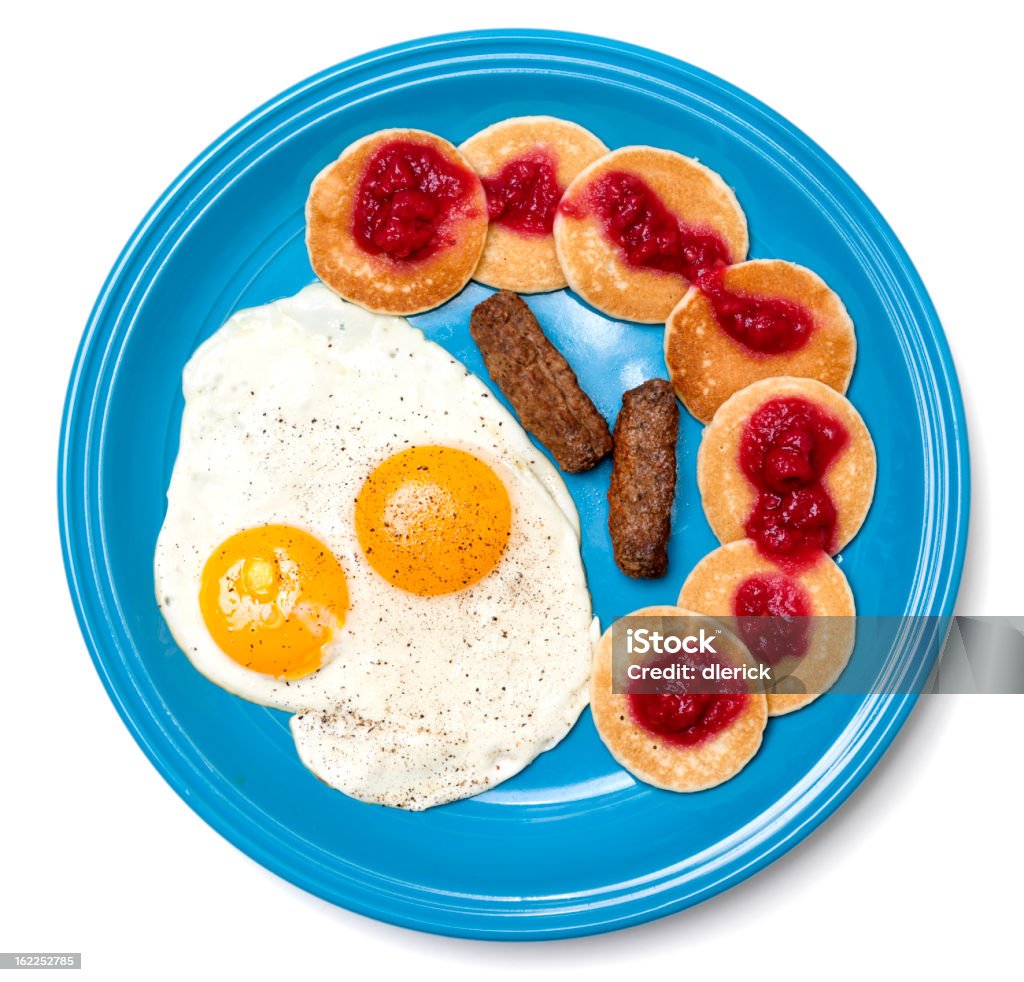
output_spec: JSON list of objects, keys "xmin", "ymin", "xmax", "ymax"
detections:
[{"xmin": 3, "ymin": 1, "xmax": 1021, "ymax": 978}]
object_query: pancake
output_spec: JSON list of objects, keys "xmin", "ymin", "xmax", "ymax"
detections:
[
  {"xmin": 678, "ymin": 540, "xmax": 856, "ymax": 715},
  {"xmin": 306, "ymin": 128, "xmax": 487, "ymax": 315},
  {"xmin": 459, "ymin": 117, "xmax": 608, "ymax": 293},
  {"xmin": 553, "ymin": 146, "xmax": 748, "ymax": 323},
  {"xmin": 697, "ymin": 376, "xmax": 876, "ymax": 558},
  {"xmin": 590, "ymin": 605, "xmax": 767, "ymax": 791},
  {"xmin": 665, "ymin": 259, "xmax": 857, "ymax": 423}
]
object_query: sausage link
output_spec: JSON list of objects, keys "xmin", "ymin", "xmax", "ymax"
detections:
[
  {"xmin": 608, "ymin": 379, "xmax": 679, "ymax": 578},
  {"xmin": 470, "ymin": 291, "xmax": 612, "ymax": 472}
]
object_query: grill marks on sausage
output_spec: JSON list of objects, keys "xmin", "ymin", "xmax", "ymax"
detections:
[
  {"xmin": 469, "ymin": 291, "xmax": 612, "ymax": 473},
  {"xmin": 608, "ymin": 379, "xmax": 679, "ymax": 578}
]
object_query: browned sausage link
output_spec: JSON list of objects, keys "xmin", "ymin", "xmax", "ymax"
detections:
[
  {"xmin": 608, "ymin": 379, "xmax": 679, "ymax": 578},
  {"xmin": 469, "ymin": 291, "xmax": 613, "ymax": 473}
]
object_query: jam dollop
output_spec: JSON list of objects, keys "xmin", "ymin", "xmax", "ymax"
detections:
[
  {"xmin": 739, "ymin": 397, "xmax": 849, "ymax": 566},
  {"xmin": 482, "ymin": 151, "xmax": 563, "ymax": 236},
  {"xmin": 628, "ymin": 650, "xmax": 748, "ymax": 747},
  {"xmin": 628, "ymin": 691, "xmax": 748, "ymax": 747},
  {"xmin": 561, "ymin": 170, "xmax": 732, "ymax": 280},
  {"xmin": 352, "ymin": 140, "xmax": 475, "ymax": 262},
  {"xmin": 697, "ymin": 267, "xmax": 814, "ymax": 355},
  {"xmin": 733, "ymin": 573, "xmax": 811, "ymax": 665}
]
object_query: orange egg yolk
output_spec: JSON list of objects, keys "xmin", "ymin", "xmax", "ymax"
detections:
[
  {"xmin": 355, "ymin": 445, "xmax": 512, "ymax": 596},
  {"xmin": 199, "ymin": 525, "xmax": 349, "ymax": 678}
]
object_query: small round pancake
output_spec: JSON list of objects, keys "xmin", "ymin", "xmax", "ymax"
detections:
[
  {"xmin": 459, "ymin": 117, "xmax": 608, "ymax": 293},
  {"xmin": 678, "ymin": 540, "xmax": 856, "ymax": 715},
  {"xmin": 698, "ymin": 377, "xmax": 876, "ymax": 554},
  {"xmin": 665, "ymin": 259, "xmax": 857, "ymax": 423},
  {"xmin": 306, "ymin": 128, "xmax": 487, "ymax": 315},
  {"xmin": 591, "ymin": 605, "xmax": 767, "ymax": 791},
  {"xmin": 553, "ymin": 146, "xmax": 748, "ymax": 323}
]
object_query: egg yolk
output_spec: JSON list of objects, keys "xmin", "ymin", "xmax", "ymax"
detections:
[
  {"xmin": 355, "ymin": 445, "xmax": 512, "ymax": 596},
  {"xmin": 199, "ymin": 525, "xmax": 349, "ymax": 678}
]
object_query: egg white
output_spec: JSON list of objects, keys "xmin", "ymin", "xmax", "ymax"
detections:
[{"xmin": 154, "ymin": 283, "xmax": 597, "ymax": 808}]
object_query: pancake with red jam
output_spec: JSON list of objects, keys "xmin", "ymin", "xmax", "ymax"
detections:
[
  {"xmin": 665, "ymin": 259, "xmax": 857, "ymax": 423},
  {"xmin": 591, "ymin": 605, "xmax": 767, "ymax": 792},
  {"xmin": 553, "ymin": 146, "xmax": 748, "ymax": 323},
  {"xmin": 697, "ymin": 377, "xmax": 876, "ymax": 565},
  {"xmin": 678, "ymin": 540, "xmax": 855, "ymax": 715},
  {"xmin": 306, "ymin": 128, "xmax": 487, "ymax": 315},
  {"xmin": 460, "ymin": 117, "xmax": 608, "ymax": 293}
]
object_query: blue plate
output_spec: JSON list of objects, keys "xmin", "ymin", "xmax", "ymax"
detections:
[{"xmin": 58, "ymin": 30, "xmax": 969, "ymax": 939}]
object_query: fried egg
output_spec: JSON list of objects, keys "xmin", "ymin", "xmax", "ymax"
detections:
[{"xmin": 154, "ymin": 284, "xmax": 596, "ymax": 809}]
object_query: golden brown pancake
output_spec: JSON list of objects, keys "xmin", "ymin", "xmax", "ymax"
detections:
[
  {"xmin": 678, "ymin": 540, "xmax": 855, "ymax": 715},
  {"xmin": 553, "ymin": 146, "xmax": 748, "ymax": 323},
  {"xmin": 459, "ymin": 117, "xmax": 607, "ymax": 293},
  {"xmin": 306, "ymin": 128, "xmax": 487, "ymax": 315},
  {"xmin": 665, "ymin": 259, "xmax": 857, "ymax": 423},
  {"xmin": 697, "ymin": 377, "xmax": 876, "ymax": 555},
  {"xmin": 590, "ymin": 605, "xmax": 767, "ymax": 791}
]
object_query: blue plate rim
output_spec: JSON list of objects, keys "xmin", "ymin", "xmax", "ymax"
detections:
[{"xmin": 57, "ymin": 28, "xmax": 970, "ymax": 940}]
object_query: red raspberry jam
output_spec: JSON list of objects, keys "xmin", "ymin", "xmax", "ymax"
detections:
[
  {"xmin": 560, "ymin": 170, "xmax": 732, "ymax": 280},
  {"xmin": 739, "ymin": 397, "xmax": 849, "ymax": 567},
  {"xmin": 627, "ymin": 650, "xmax": 748, "ymax": 747},
  {"xmin": 733, "ymin": 573, "xmax": 811, "ymax": 665},
  {"xmin": 352, "ymin": 140, "xmax": 476, "ymax": 262},
  {"xmin": 628, "ymin": 691, "xmax": 748, "ymax": 747},
  {"xmin": 481, "ymin": 151, "xmax": 563, "ymax": 236},
  {"xmin": 697, "ymin": 267, "xmax": 814, "ymax": 355}
]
